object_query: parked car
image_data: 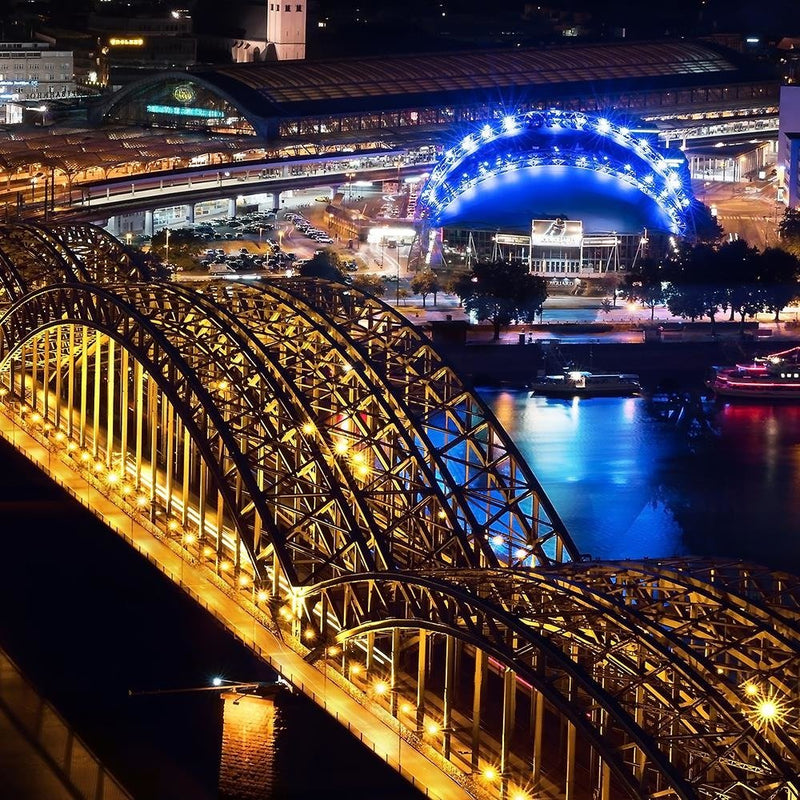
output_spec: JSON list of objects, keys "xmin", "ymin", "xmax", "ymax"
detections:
[{"xmin": 208, "ymin": 262, "xmax": 235, "ymax": 275}]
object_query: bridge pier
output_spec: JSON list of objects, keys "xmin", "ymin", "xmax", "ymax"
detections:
[
  {"xmin": 144, "ymin": 210, "xmax": 153, "ymax": 237},
  {"xmin": 106, "ymin": 215, "xmax": 119, "ymax": 236},
  {"xmin": 228, "ymin": 197, "xmax": 237, "ymax": 218},
  {"xmin": 219, "ymin": 691, "xmax": 276, "ymax": 800},
  {"xmin": 186, "ymin": 204, "xmax": 195, "ymax": 224}
]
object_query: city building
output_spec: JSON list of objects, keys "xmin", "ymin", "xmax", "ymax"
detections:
[
  {"xmin": 0, "ymin": 41, "xmax": 75, "ymax": 124},
  {"xmin": 230, "ymin": 0, "xmax": 307, "ymax": 62},
  {"xmin": 95, "ymin": 39, "xmax": 779, "ymax": 150}
]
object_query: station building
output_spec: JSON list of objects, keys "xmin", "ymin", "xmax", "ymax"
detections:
[{"xmin": 94, "ymin": 38, "xmax": 779, "ymax": 152}]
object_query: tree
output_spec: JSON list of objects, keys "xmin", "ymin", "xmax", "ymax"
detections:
[
  {"xmin": 758, "ymin": 247, "xmax": 800, "ymax": 322},
  {"xmin": 778, "ymin": 208, "xmax": 800, "ymax": 258},
  {"xmin": 410, "ymin": 269, "xmax": 441, "ymax": 308},
  {"xmin": 600, "ymin": 298, "xmax": 613, "ymax": 315},
  {"xmin": 622, "ymin": 258, "xmax": 666, "ymax": 320},
  {"xmin": 599, "ymin": 273, "xmax": 622, "ymax": 307},
  {"xmin": 351, "ymin": 274, "xmax": 386, "ymax": 297},
  {"xmin": 687, "ymin": 200, "xmax": 724, "ymax": 244},
  {"xmin": 299, "ymin": 248, "xmax": 345, "ymax": 282},
  {"xmin": 453, "ymin": 260, "xmax": 548, "ymax": 340},
  {"xmin": 664, "ymin": 243, "xmax": 727, "ymax": 329},
  {"xmin": 150, "ymin": 229, "xmax": 205, "ymax": 271}
]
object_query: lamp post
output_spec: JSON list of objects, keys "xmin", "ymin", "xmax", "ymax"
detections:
[
  {"xmin": 164, "ymin": 228, "xmax": 171, "ymax": 267},
  {"xmin": 30, "ymin": 177, "xmax": 37, "ymax": 204},
  {"xmin": 125, "ymin": 232, "xmax": 133, "ymax": 247}
]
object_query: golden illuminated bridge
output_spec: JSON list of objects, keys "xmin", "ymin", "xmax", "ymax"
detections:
[{"xmin": 0, "ymin": 221, "xmax": 798, "ymax": 800}]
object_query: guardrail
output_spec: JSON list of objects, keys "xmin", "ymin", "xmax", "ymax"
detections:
[{"xmin": 0, "ymin": 648, "xmax": 133, "ymax": 800}]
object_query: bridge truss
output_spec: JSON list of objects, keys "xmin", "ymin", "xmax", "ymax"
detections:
[{"xmin": 0, "ymin": 222, "xmax": 797, "ymax": 800}]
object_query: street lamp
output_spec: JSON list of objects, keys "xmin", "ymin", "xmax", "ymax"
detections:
[
  {"xmin": 164, "ymin": 228, "xmax": 171, "ymax": 267},
  {"xmin": 125, "ymin": 232, "xmax": 133, "ymax": 247},
  {"xmin": 30, "ymin": 177, "xmax": 37, "ymax": 203}
]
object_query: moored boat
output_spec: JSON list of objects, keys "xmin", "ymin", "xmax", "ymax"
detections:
[
  {"xmin": 529, "ymin": 370, "xmax": 642, "ymax": 398},
  {"xmin": 708, "ymin": 346, "xmax": 800, "ymax": 400}
]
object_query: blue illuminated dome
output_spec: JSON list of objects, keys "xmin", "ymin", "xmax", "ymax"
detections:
[{"xmin": 416, "ymin": 110, "xmax": 694, "ymax": 236}]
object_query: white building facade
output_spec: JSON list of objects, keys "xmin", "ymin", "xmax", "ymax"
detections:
[
  {"xmin": 231, "ymin": 1, "xmax": 306, "ymax": 62},
  {"xmin": 0, "ymin": 43, "xmax": 75, "ymax": 124}
]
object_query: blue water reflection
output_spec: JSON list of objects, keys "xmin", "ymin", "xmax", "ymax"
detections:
[
  {"xmin": 481, "ymin": 390, "xmax": 800, "ymax": 574},
  {"xmin": 484, "ymin": 391, "xmax": 684, "ymax": 560}
]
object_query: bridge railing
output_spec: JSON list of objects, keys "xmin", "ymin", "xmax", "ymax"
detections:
[{"xmin": 0, "ymin": 648, "xmax": 133, "ymax": 800}]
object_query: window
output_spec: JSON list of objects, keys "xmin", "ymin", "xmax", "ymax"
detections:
[
  {"xmin": 296, "ymin": 4, "xmax": 302, "ymax": 9},
  {"xmin": 285, "ymin": 4, "xmax": 290, "ymax": 9}
]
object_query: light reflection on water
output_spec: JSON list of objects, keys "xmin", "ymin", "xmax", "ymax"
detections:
[{"xmin": 481, "ymin": 390, "xmax": 800, "ymax": 574}]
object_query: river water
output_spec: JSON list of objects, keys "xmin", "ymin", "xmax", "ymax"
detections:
[{"xmin": 2, "ymin": 392, "xmax": 800, "ymax": 798}]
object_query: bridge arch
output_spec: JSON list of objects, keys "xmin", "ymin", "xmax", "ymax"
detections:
[
  {"xmin": 299, "ymin": 569, "xmax": 799, "ymax": 800},
  {"xmin": 200, "ymin": 279, "xmax": 578, "ymax": 569},
  {"xmin": 415, "ymin": 109, "xmax": 692, "ymax": 236}
]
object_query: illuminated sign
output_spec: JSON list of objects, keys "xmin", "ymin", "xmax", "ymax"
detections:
[
  {"xmin": 173, "ymin": 84, "xmax": 196, "ymax": 104},
  {"xmin": 531, "ymin": 219, "xmax": 583, "ymax": 248},
  {"xmin": 146, "ymin": 104, "xmax": 224, "ymax": 119},
  {"xmin": 495, "ymin": 234, "xmax": 531, "ymax": 246},
  {"xmin": 0, "ymin": 80, "xmax": 38, "ymax": 87},
  {"xmin": 109, "ymin": 38, "xmax": 145, "ymax": 46}
]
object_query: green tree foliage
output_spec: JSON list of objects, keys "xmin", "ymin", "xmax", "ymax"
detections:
[
  {"xmin": 299, "ymin": 248, "xmax": 345, "ymax": 282},
  {"xmin": 150, "ymin": 228, "xmax": 205, "ymax": 270},
  {"xmin": 351, "ymin": 274, "xmax": 386, "ymax": 297},
  {"xmin": 622, "ymin": 258, "xmax": 666, "ymax": 320},
  {"xmin": 410, "ymin": 269, "xmax": 441, "ymax": 308},
  {"xmin": 661, "ymin": 240, "xmax": 800, "ymax": 332},
  {"xmin": 778, "ymin": 208, "xmax": 800, "ymax": 258},
  {"xmin": 453, "ymin": 260, "xmax": 548, "ymax": 340},
  {"xmin": 688, "ymin": 200, "xmax": 724, "ymax": 244},
  {"xmin": 760, "ymin": 247, "xmax": 800, "ymax": 321}
]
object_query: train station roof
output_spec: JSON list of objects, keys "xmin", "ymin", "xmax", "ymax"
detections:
[{"xmin": 191, "ymin": 39, "xmax": 765, "ymax": 118}]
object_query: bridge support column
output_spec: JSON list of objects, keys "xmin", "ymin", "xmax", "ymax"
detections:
[
  {"xmin": 219, "ymin": 692, "xmax": 276, "ymax": 800},
  {"xmin": 186, "ymin": 204, "xmax": 195, "ymax": 224},
  {"xmin": 144, "ymin": 210, "xmax": 154, "ymax": 237},
  {"xmin": 471, "ymin": 648, "xmax": 486, "ymax": 771},
  {"xmin": 442, "ymin": 635, "xmax": 455, "ymax": 760},
  {"xmin": 228, "ymin": 198, "xmax": 237, "ymax": 219},
  {"xmin": 531, "ymin": 687, "xmax": 543, "ymax": 788},
  {"xmin": 500, "ymin": 667, "xmax": 516, "ymax": 799},
  {"xmin": 416, "ymin": 629, "xmax": 427, "ymax": 733},
  {"xmin": 106, "ymin": 216, "xmax": 119, "ymax": 236}
]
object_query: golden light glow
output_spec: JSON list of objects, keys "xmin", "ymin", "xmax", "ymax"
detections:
[
  {"xmin": 437, "ymin": 510, "xmax": 447, "ymax": 519},
  {"xmin": 217, "ymin": 379, "xmax": 230, "ymax": 391},
  {"xmin": 54, "ymin": 431, "xmax": 66, "ymax": 442},
  {"xmin": 106, "ymin": 471, "xmax": 120, "ymax": 484},
  {"xmin": 219, "ymin": 560, "xmax": 231, "ymax": 572},
  {"xmin": 0, "ymin": 387, "xmax": 8, "ymax": 397},
  {"xmin": 203, "ymin": 545, "xmax": 214, "ymax": 557},
  {"xmin": 425, "ymin": 721, "xmax": 440, "ymax": 735},
  {"xmin": 184, "ymin": 532, "xmax": 197, "ymax": 545},
  {"xmin": 109, "ymin": 37, "xmax": 144, "ymax": 46},
  {"xmin": 327, "ymin": 645, "xmax": 340, "ymax": 656},
  {"xmin": 93, "ymin": 461, "xmax": 105, "ymax": 473},
  {"xmin": 349, "ymin": 663, "xmax": 362, "ymax": 675},
  {"xmin": 167, "ymin": 518, "xmax": 179, "ymax": 530},
  {"xmin": 744, "ymin": 682, "xmax": 759, "ymax": 696},
  {"xmin": 238, "ymin": 574, "xmax": 249, "ymax": 586},
  {"xmin": 351, "ymin": 451, "xmax": 365, "ymax": 465},
  {"xmin": 758, "ymin": 699, "xmax": 779, "ymax": 719},
  {"xmin": 30, "ymin": 412, "xmax": 42, "ymax": 423},
  {"xmin": 492, "ymin": 534, "xmax": 504, "ymax": 546},
  {"xmin": 334, "ymin": 439, "xmax": 349, "ymax": 455},
  {"xmin": 302, "ymin": 422, "xmax": 315, "ymax": 435},
  {"xmin": 67, "ymin": 441, "xmax": 78, "ymax": 452},
  {"xmin": 511, "ymin": 792, "xmax": 529, "ymax": 800},
  {"xmin": 747, "ymin": 689, "xmax": 788, "ymax": 728},
  {"xmin": 80, "ymin": 450, "xmax": 91, "ymax": 462},
  {"xmin": 355, "ymin": 463, "xmax": 369, "ymax": 478},
  {"xmin": 303, "ymin": 628, "xmax": 315, "ymax": 641},
  {"xmin": 136, "ymin": 494, "xmax": 149, "ymax": 507},
  {"xmin": 400, "ymin": 702, "xmax": 414, "ymax": 714},
  {"xmin": 373, "ymin": 680, "xmax": 388, "ymax": 696},
  {"xmin": 482, "ymin": 767, "xmax": 498, "ymax": 782},
  {"xmin": 515, "ymin": 547, "xmax": 528, "ymax": 559},
  {"xmin": 279, "ymin": 605, "xmax": 292, "ymax": 619}
]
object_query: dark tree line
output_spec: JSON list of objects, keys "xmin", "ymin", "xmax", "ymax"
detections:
[{"xmin": 624, "ymin": 239, "xmax": 800, "ymax": 331}]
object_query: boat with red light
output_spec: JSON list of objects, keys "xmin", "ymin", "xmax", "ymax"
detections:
[{"xmin": 708, "ymin": 346, "xmax": 800, "ymax": 399}]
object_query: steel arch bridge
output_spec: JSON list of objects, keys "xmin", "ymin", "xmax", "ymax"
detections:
[{"xmin": 0, "ymin": 222, "xmax": 797, "ymax": 800}]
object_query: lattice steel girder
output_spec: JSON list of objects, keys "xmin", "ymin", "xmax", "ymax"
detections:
[
  {"xmin": 303, "ymin": 568, "xmax": 800, "ymax": 800},
  {"xmin": 200, "ymin": 280, "xmax": 576, "ymax": 572},
  {"xmin": 302, "ymin": 570, "xmax": 699, "ymax": 800},
  {"xmin": 48, "ymin": 223, "xmax": 150, "ymax": 283},
  {"xmin": 0, "ymin": 282, "xmax": 302, "ymax": 582},
  {"xmin": 281, "ymin": 280, "xmax": 575, "ymax": 562},
  {"xmin": 0, "ymin": 223, "xmax": 87, "ymax": 293}
]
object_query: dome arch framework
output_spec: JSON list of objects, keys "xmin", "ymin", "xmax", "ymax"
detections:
[{"xmin": 416, "ymin": 109, "xmax": 692, "ymax": 236}]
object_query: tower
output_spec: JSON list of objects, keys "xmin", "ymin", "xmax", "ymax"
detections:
[{"xmin": 267, "ymin": 0, "xmax": 307, "ymax": 61}]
